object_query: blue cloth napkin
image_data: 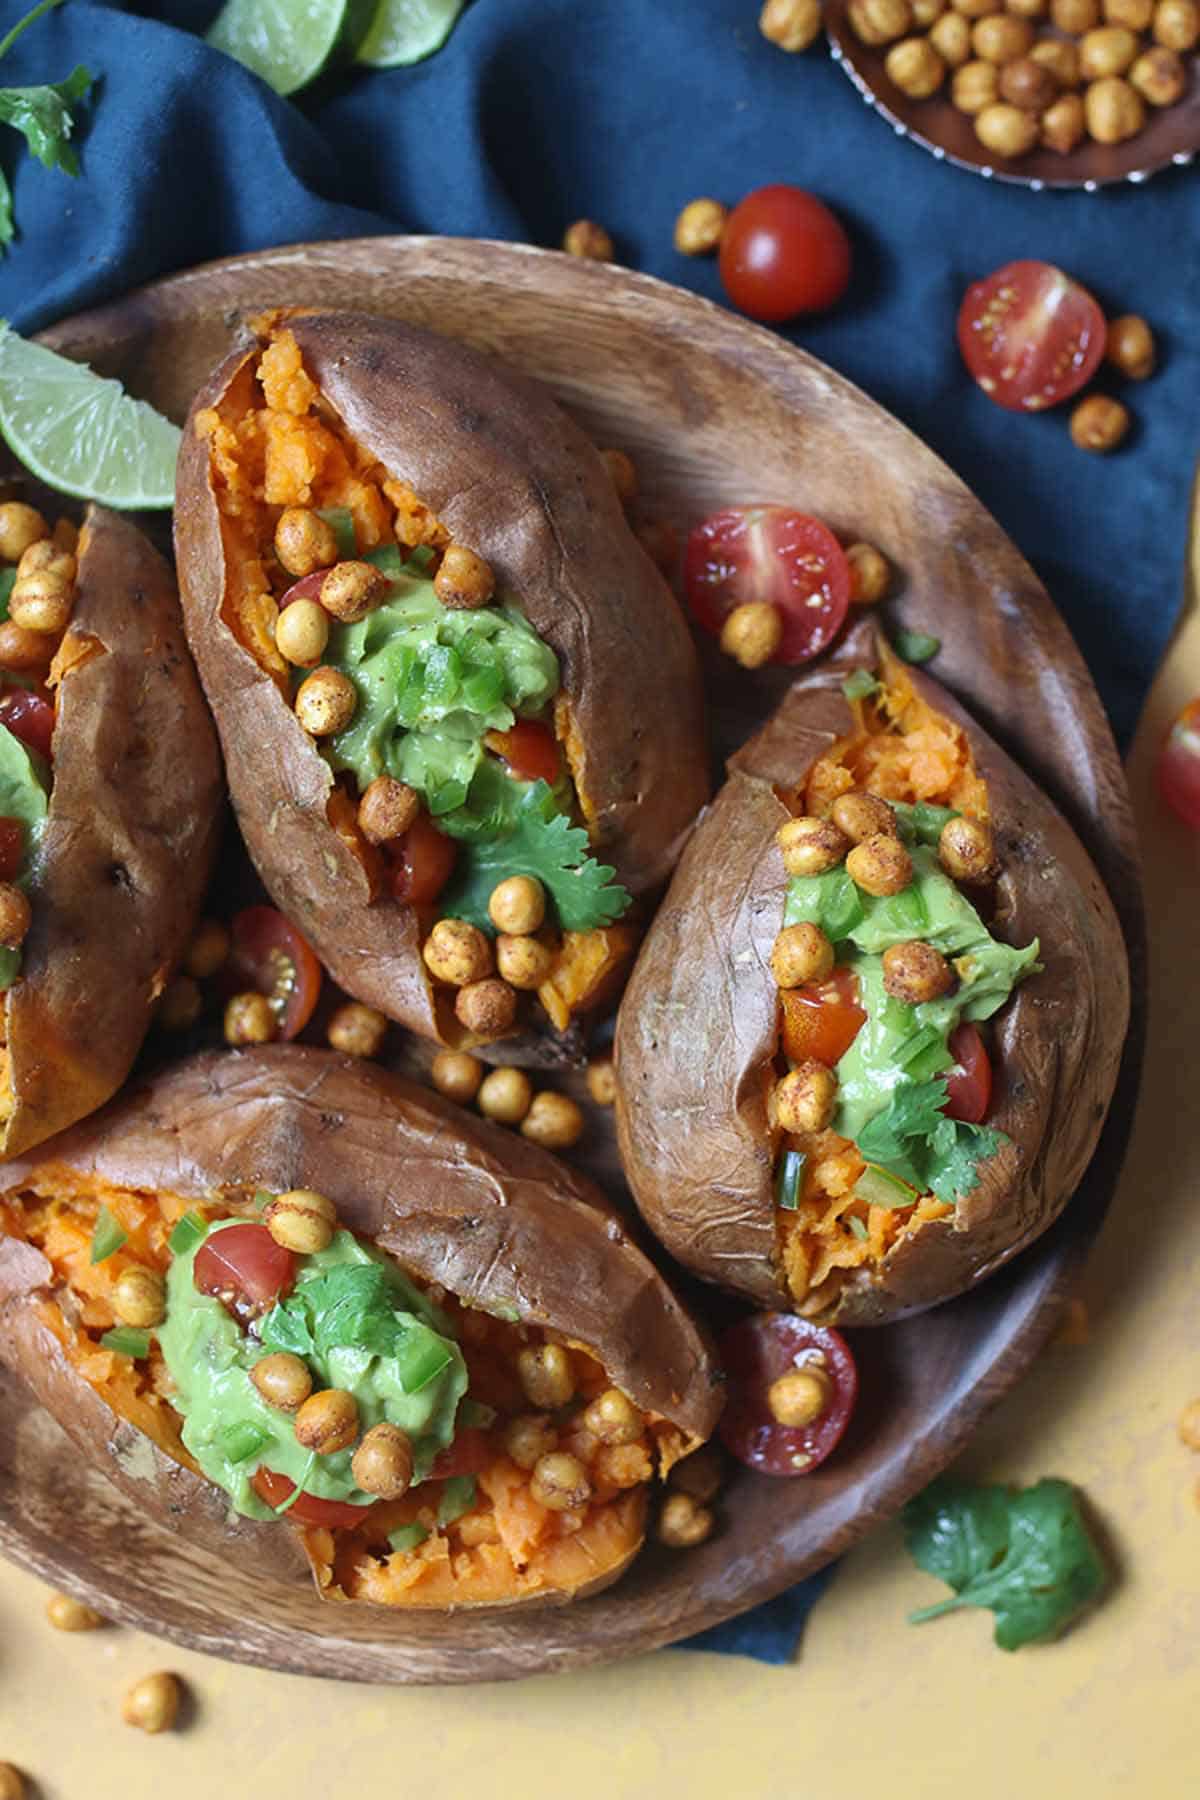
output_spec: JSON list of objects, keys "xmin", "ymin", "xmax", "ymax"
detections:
[{"xmin": 0, "ymin": 0, "xmax": 1193, "ymax": 1662}]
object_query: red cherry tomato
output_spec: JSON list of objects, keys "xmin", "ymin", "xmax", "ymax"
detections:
[
  {"xmin": 957, "ymin": 260, "xmax": 1105, "ymax": 414},
  {"xmin": 719, "ymin": 185, "xmax": 852, "ymax": 322},
  {"xmin": 0, "ymin": 818, "xmax": 23, "ymax": 882},
  {"xmin": 251, "ymin": 1466, "xmax": 374, "ymax": 1529},
  {"xmin": 719, "ymin": 1313, "xmax": 858, "ymax": 1476},
  {"xmin": 194, "ymin": 1223, "xmax": 295, "ymax": 1308},
  {"xmin": 428, "ymin": 1427, "xmax": 493, "ymax": 1479},
  {"xmin": 684, "ymin": 507, "xmax": 850, "ymax": 667},
  {"xmin": 0, "ymin": 689, "xmax": 55, "ymax": 762},
  {"xmin": 1158, "ymin": 696, "xmax": 1200, "ymax": 829},
  {"xmin": 485, "ymin": 721, "xmax": 561, "ymax": 787},
  {"xmin": 278, "ymin": 571, "xmax": 329, "ymax": 609},
  {"xmin": 944, "ymin": 1022, "xmax": 992, "ymax": 1125},
  {"xmin": 228, "ymin": 906, "xmax": 322, "ymax": 1040},
  {"xmin": 780, "ymin": 966, "xmax": 867, "ymax": 1067},
  {"xmin": 388, "ymin": 813, "xmax": 457, "ymax": 906}
]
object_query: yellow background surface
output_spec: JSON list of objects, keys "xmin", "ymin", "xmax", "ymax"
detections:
[{"xmin": 1, "ymin": 605, "xmax": 1197, "ymax": 1800}]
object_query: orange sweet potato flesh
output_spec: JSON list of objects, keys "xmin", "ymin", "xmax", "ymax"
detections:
[{"xmin": 615, "ymin": 624, "xmax": 1131, "ymax": 1325}]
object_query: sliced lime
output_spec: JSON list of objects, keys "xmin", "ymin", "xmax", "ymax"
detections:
[
  {"xmin": 0, "ymin": 322, "xmax": 180, "ymax": 510},
  {"xmin": 206, "ymin": 0, "xmax": 356, "ymax": 97},
  {"xmin": 356, "ymin": 0, "xmax": 466, "ymax": 67}
]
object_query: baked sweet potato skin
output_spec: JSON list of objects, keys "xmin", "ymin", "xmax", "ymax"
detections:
[
  {"xmin": 614, "ymin": 629, "xmax": 1131, "ymax": 1324},
  {"xmin": 173, "ymin": 312, "xmax": 709, "ymax": 1046},
  {"xmin": 2, "ymin": 506, "xmax": 222, "ymax": 1158}
]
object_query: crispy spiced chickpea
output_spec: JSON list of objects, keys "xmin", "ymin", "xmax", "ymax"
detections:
[
  {"xmin": 185, "ymin": 917, "xmax": 229, "ymax": 980},
  {"xmin": 0, "ymin": 883, "xmax": 30, "ymax": 949},
  {"xmin": 831, "ymin": 790, "xmax": 898, "ymax": 843},
  {"xmin": 913, "ymin": 0, "xmax": 947, "ymax": 21},
  {"xmin": 1084, "ymin": 74, "xmax": 1145, "ymax": 139},
  {"xmin": 669, "ymin": 1443, "xmax": 725, "ymax": 1503},
  {"xmin": 952, "ymin": 57, "xmax": 1000, "ymax": 109},
  {"xmin": 476, "ymin": 1064, "xmax": 532, "ymax": 1124},
  {"xmin": 585, "ymin": 1056, "xmax": 617, "ymax": 1106},
  {"xmin": 1079, "ymin": 25, "xmax": 1140, "ymax": 76},
  {"xmin": 504, "ymin": 1412, "xmax": 558, "ymax": 1469},
  {"xmin": 157, "ymin": 974, "xmax": 202, "ymax": 1031},
  {"xmin": 431, "ymin": 1048, "xmax": 485, "ymax": 1104},
  {"xmin": 0, "ymin": 621, "xmax": 54, "ymax": 672},
  {"xmin": 886, "ymin": 37, "xmax": 947, "ymax": 94},
  {"xmin": 295, "ymin": 1387, "xmax": 359, "ymax": 1455},
  {"xmin": 1052, "ymin": 0, "xmax": 1100, "ymax": 25},
  {"xmin": 521, "ymin": 1090, "xmax": 585, "ymax": 1150},
  {"xmin": 951, "ymin": 0, "xmax": 998, "ymax": 16},
  {"xmin": 975, "ymin": 100, "xmax": 1040, "ymax": 153},
  {"xmin": 9, "ymin": 560, "xmax": 75, "ymax": 635},
  {"xmin": 770, "ymin": 922, "xmax": 834, "ymax": 989},
  {"xmin": 352, "ymin": 1422, "xmax": 414, "ymax": 1498},
  {"xmin": 423, "ymin": 917, "xmax": 493, "ymax": 986},
  {"xmin": 1154, "ymin": 0, "xmax": 1200, "ymax": 44},
  {"xmin": 846, "ymin": 832, "xmax": 913, "ymax": 896},
  {"xmin": 930, "ymin": 10, "xmax": 973, "ymax": 61},
  {"xmin": 842, "ymin": 542, "xmax": 888, "ymax": 607},
  {"xmin": 531, "ymin": 1451, "xmax": 592, "ymax": 1511},
  {"xmin": 275, "ymin": 598, "xmax": 330, "ymax": 669},
  {"xmin": 972, "ymin": 14, "xmax": 1034, "ymax": 59},
  {"xmin": 1042, "ymin": 93, "xmax": 1087, "ymax": 149},
  {"xmin": 776, "ymin": 815, "xmax": 850, "ymax": 876},
  {"xmin": 938, "ymin": 814, "xmax": 996, "ymax": 880},
  {"xmin": 720, "ymin": 601, "xmax": 782, "ymax": 669},
  {"xmin": 45, "ymin": 1591, "xmax": 105, "ymax": 1632},
  {"xmin": 1104, "ymin": 0, "xmax": 1152, "ymax": 20},
  {"xmin": 775, "ymin": 1060, "xmax": 838, "ymax": 1134},
  {"xmin": 121, "ymin": 1671, "xmax": 182, "ymax": 1735},
  {"xmin": 488, "ymin": 874, "xmax": 546, "ymax": 935},
  {"xmin": 1029, "ymin": 40, "xmax": 1080, "ymax": 89},
  {"xmin": 1106, "ymin": 314, "xmax": 1157, "ymax": 379},
  {"xmin": 658, "ymin": 1491, "xmax": 714, "ymax": 1548},
  {"xmin": 294, "ymin": 666, "xmax": 357, "ymax": 736},
  {"xmin": 1130, "ymin": 43, "xmax": 1188, "ymax": 100},
  {"xmin": 434, "ymin": 543, "xmax": 496, "ymax": 610},
  {"xmin": 320, "ymin": 559, "xmax": 387, "ymax": 624},
  {"xmin": 496, "ymin": 932, "xmax": 556, "ymax": 990},
  {"xmin": 0, "ymin": 1767, "xmax": 22, "ymax": 1800},
  {"xmin": 0, "ymin": 500, "xmax": 47, "ymax": 561},
  {"xmin": 273, "ymin": 506, "xmax": 338, "ymax": 578},
  {"xmin": 327, "ymin": 1001, "xmax": 387, "ymax": 1058},
  {"xmin": 1000, "ymin": 56, "xmax": 1059, "ymax": 108},
  {"xmin": 1006, "ymin": 0, "xmax": 1047, "ymax": 15},
  {"xmin": 224, "ymin": 990, "xmax": 277, "ymax": 1046},
  {"xmin": 113, "ymin": 1266, "xmax": 166, "ymax": 1330},
  {"xmin": 16, "ymin": 537, "xmax": 73, "ymax": 582},
  {"xmin": 519, "ymin": 1342, "xmax": 576, "ymax": 1409},
  {"xmin": 601, "ymin": 448, "xmax": 638, "ymax": 504},
  {"xmin": 759, "ymin": 0, "xmax": 824, "ymax": 49},
  {"xmin": 563, "ymin": 219, "xmax": 613, "ymax": 260},
  {"xmin": 583, "ymin": 1387, "xmax": 643, "ymax": 1445},
  {"xmin": 769, "ymin": 1365, "xmax": 833, "ymax": 1426},
  {"xmin": 455, "ymin": 977, "xmax": 518, "ymax": 1038},
  {"xmin": 357, "ymin": 775, "xmax": 419, "ymax": 846},
  {"xmin": 848, "ymin": 0, "xmax": 913, "ymax": 43},
  {"xmin": 250, "ymin": 1352, "xmax": 313, "ymax": 1411},
  {"xmin": 1070, "ymin": 394, "xmax": 1131, "ymax": 452},
  {"xmin": 264, "ymin": 1187, "xmax": 338, "ymax": 1255},
  {"xmin": 882, "ymin": 939, "xmax": 956, "ymax": 1004}
]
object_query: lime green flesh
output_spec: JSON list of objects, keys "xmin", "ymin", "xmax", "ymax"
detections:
[
  {"xmin": 357, "ymin": 0, "xmax": 466, "ymax": 66},
  {"xmin": 207, "ymin": 0, "xmax": 355, "ymax": 95},
  {"xmin": 0, "ymin": 323, "xmax": 181, "ymax": 509}
]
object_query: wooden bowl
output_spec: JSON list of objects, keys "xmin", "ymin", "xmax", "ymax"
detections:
[
  {"xmin": 825, "ymin": 4, "xmax": 1200, "ymax": 190},
  {"xmin": 0, "ymin": 240, "xmax": 1144, "ymax": 1683}
]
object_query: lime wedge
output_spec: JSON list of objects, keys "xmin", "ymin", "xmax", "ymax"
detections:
[
  {"xmin": 356, "ymin": 0, "xmax": 466, "ymax": 67},
  {"xmin": 0, "ymin": 321, "xmax": 181, "ymax": 509},
  {"xmin": 207, "ymin": 0, "xmax": 356, "ymax": 96}
]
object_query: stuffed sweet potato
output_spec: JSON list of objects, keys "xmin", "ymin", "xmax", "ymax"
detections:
[
  {"xmin": 615, "ymin": 630, "xmax": 1130, "ymax": 1325},
  {"xmin": 0, "ymin": 499, "xmax": 221, "ymax": 1158},
  {"xmin": 173, "ymin": 311, "xmax": 708, "ymax": 1056},
  {"xmin": 0, "ymin": 1046, "xmax": 722, "ymax": 1610}
]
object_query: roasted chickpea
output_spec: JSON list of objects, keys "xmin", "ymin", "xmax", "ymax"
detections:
[
  {"xmin": 273, "ymin": 506, "xmax": 338, "ymax": 578},
  {"xmin": 518, "ymin": 1342, "xmax": 576, "ymax": 1409},
  {"xmin": 157, "ymin": 974, "xmax": 203, "ymax": 1031},
  {"xmin": 504, "ymin": 1412, "xmax": 557, "ymax": 1469},
  {"xmin": 1106, "ymin": 313, "xmax": 1157, "ymax": 378},
  {"xmin": 121, "ymin": 1671, "xmax": 182, "ymax": 1734},
  {"xmin": 583, "ymin": 1387, "xmax": 643, "ymax": 1445},
  {"xmin": 1052, "ymin": 0, "xmax": 1100, "ymax": 26},
  {"xmin": 45, "ymin": 1590, "xmax": 105, "ymax": 1631},
  {"xmin": 563, "ymin": 219, "xmax": 613, "ymax": 260},
  {"xmin": 16, "ymin": 537, "xmax": 73, "ymax": 582},
  {"xmin": 886, "ymin": 36, "xmax": 947, "ymax": 93},
  {"xmin": 294, "ymin": 666, "xmax": 357, "ymax": 736},
  {"xmin": 658, "ymin": 1491, "xmax": 714, "ymax": 1548},
  {"xmin": 264, "ymin": 1187, "xmax": 338, "ymax": 1255},
  {"xmin": 768, "ymin": 1365, "xmax": 833, "ymax": 1426},
  {"xmin": 635, "ymin": 518, "xmax": 680, "ymax": 572},
  {"xmin": 434, "ymin": 543, "xmax": 495, "ymax": 610},
  {"xmin": 931, "ymin": 6, "xmax": 974, "ymax": 53},
  {"xmin": 848, "ymin": 0, "xmax": 913, "ymax": 42},
  {"xmin": 972, "ymin": 14, "xmax": 1034, "ymax": 59},
  {"xmin": 327, "ymin": 1001, "xmax": 387, "ymax": 1058},
  {"xmin": 585, "ymin": 1056, "xmax": 617, "ymax": 1106},
  {"xmin": 776, "ymin": 815, "xmax": 850, "ymax": 876},
  {"xmin": 357, "ymin": 775, "xmax": 419, "ymax": 846},
  {"xmin": 974, "ymin": 100, "xmax": 1040, "ymax": 153},
  {"xmin": 352, "ymin": 1422, "xmax": 414, "ymax": 1498},
  {"xmin": 455, "ymin": 977, "xmax": 518, "ymax": 1038},
  {"xmin": 938, "ymin": 814, "xmax": 996, "ymax": 880},
  {"xmin": 845, "ymin": 545, "xmax": 890, "ymax": 606},
  {"xmin": 113, "ymin": 1265, "xmax": 167, "ymax": 1329},
  {"xmin": 295, "ymin": 1387, "xmax": 360, "ymax": 1455},
  {"xmin": 431, "ymin": 1048, "xmax": 484, "ymax": 1104},
  {"xmin": 1154, "ymin": 0, "xmax": 1200, "ymax": 45},
  {"xmin": 759, "ymin": 0, "xmax": 824, "ymax": 49},
  {"xmin": 476, "ymin": 1064, "xmax": 533, "ymax": 1124},
  {"xmin": 881, "ymin": 939, "xmax": 956, "ymax": 1003},
  {"xmin": 720, "ymin": 601, "xmax": 783, "ymax": 669},
  {"xmin": 531, "ymin": 1451, "xmax": 592, "ymax": 1510},
  {"xmin": 423, "ymin": 917, "xmax": 493, "ymax": 986},
  {"xmin": 951, "ymin": 57, "xmax": 1000, "ymax": 109},
  {"xmin": 1177, "ymin": 1397, "xmax": 1200, "ymax": 1450},
  {"xmin": 495, "ymin": 932, "xmax": 556, "ymax": 990},
  {"xmin": 9, "ymin": 570, "xmax": 73, "ymax": 635},
  {"xmin": 0, "ymin": 621, "xmax": 54, "ymax": 672},
  {"xmin": 1031, "ymin": 37, "xmax": 1081, "ymax": 83},
  {"xmin": 275, "ymin": 598, "xmax": 330, "ymax": 668},
  {"xmin": 831, "ymin": 791, "xmax": 898, "ymax": 843},
  {"xmin": 770, "ymin": 922, "xmax": 834, "ymax": 989},
  {"xmin": 1042, "ymin": 92, "xmax": 1087, "ymax": 149},
  {"xmin": 846, "ymin": 832, "xmax": 913, "ymax": 896},
  {"xmin": 223, "ymin": 990, "xmax": 277, "ymax": 1046},
  {"xmin": 185, "ymin": 917, "xmax": 229, "ymax": 980},
  {"xmin": 0, "ymin": 883, "xmax": 31, "ymax": 949},
  {"xmin": 521, "ymin": 1090, "xmax": 585, "ymax": 1150},
  {"xmin": 600, "ymin": 449, "xmax": 637, "ymax": 504},
  {"xmin": 1000, "ymin": 55, "xmax": 1060, "ymax": 108},
  {"xmin": 668, "ymin": 1443, "xmax": 725, "ymax": 1503},
  {"xmin": 0, "ymin": 1766, "xmax": 23, "ymax": 1800},
  {"xmin": 1104, "ymin": 0, "xmax": 1152, "ymax": 20},
  {"xmin": 913, "ymin": 0, "xmax": 947, "ymax": 22},
  {"xmin": 1079, "ymin": 24, "xmax": 1139, "ymax": 75},
  {"xmin": 320, "ymin": 559, "xmax": 387, "ymax": 623},
  {"xmin": 1006, "ymin": 0, "xmax": 1047, "ymax": 16},
  {"xmin": 1130, "ymin": 43, "xmax": 1188, "ymax": 100},
  {"xmin": 1070, "ymin": 394, "xmax": 1131, "ymax": 452},
  {"xmin": 488, "ymin": 874, "xmax": 546, "ymax": 936},
  {"xmin": 1084, "ymin": 73, "xmax": 1145, "ymax": 138},
  {"xmin": 0, "ymin": 500, "xmax": 47, "ymax": 561},
  {"xmin": 950, "ymin": 0, "xmax": 996, "ymax": 14},
  {"xmin": 250, "ymin": 1352, "xmax": 313, "ymax": 1411},
  {"xmin": 774, "ymin": 1060, "xmax": 838, "ymax": 1134}
]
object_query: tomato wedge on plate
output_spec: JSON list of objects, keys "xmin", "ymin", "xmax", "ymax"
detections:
[
  {"xmin": 684, "ymin": 507, "xmax": 851, "ymax": 665},
  {"xmin": 1158, "ymin": 697, "xmax": 1200, "ymax": 829},
  {"xmin": 228, "ymin": 905, "xmax": 322, "ymax": 1039},
  {"xmin": 719, "ymin": 1314, "xmax": 858, "ymax": 1476},
  {"xmin": 780, "ymin": 966, "xmax": 867, "ymax": 1067},
  {"xmin": 957, "ymin": 260, "xmax": 1106, "ymax": 414},
  {"xmin": 251, "ymin": 1466, "xmax": 374, "ymax": 1529}
]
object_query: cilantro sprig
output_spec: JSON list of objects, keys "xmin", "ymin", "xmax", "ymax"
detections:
[
  {"xmin": 259, "ymin": 1262, "xmax": 457, "ymax": 1394},
  {"xmin": 440, "ymin": 778, "xmax": 631, "ymax": 934},
  {"xmin": 0, "ymin": 1, "xmax": 93, "ymax": 254},
  {"xmin": 856, "ymin": 1077, "xmax": 1005, "ymax": 1203}
]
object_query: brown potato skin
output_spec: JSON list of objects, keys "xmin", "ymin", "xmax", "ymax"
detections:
[
  {"xmin": 614, "ymin": 627, "xmax": 1131, "ymax": 1324},
  {"xmin": 173, "ymin": 313, "xmax": 709, "ymax": 1048},
  {"xmin": 2, "ymin": 506, "xmax": 222, "ymax": 1158}
]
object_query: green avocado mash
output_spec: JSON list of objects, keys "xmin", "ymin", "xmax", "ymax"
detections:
[
  {"xmin": 158, "ymin": 1222, "xmax": 468, "ymax": 1521},
  {"xmin": 0, "ymin": 722, "xmax": 49, "ymax": 990}
]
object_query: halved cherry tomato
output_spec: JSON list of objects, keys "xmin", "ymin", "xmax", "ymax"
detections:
[
  {"xmin": 957, "ymin": 260, "xmax": 1105, "ymax": 414},
  {"xmin": 485, "ymin": 721, "xmax": 561, "ymax": 787},
  {"xmin": 251, "ymin": 1466, "xmax": 375, "ymax": 1529},
  {"xmin": 0, "ymin": 689, "xmax": 55, "ymax": 762},
  {"xmin": 278, "ymin": 571, "xmax": 330, "ymax": 609},
  {"xmin": 228, "ymin": 906, "xmax": 322, "ymax": 1039},
  {"xmin": 780, "ymin": 966, "xmax": 867, "ymax": 1068},
  {"xmin": 719, "ymin": 1313, "xmax": 858, "ymax": 1476},
  {"xmin": 1157, "ymin": 696, "xmax": 1200, "ymax": 829},
  {"xmin": 718, "ymin": 185, "xmax": 852, "ymax": 322},
  {"xmin": 0, "ymin": 818, "xmax": 22, "ymax": 883},
  {"xmin": 194, "ymin": 1223, "xmax": 295, "ymax": 1309},
  {"xmin": 684, "ymin": 507, "xmax": 850, "ymax": 666},
  {"xmin": 428, "ymin": 1427, "xmax": 493, "ymax": 1479},
  {"xmin": 944, "ymin": 1021, "xmax": 992, "ymax": 1125},
  {"xmin": 388, "ymin": 813, "xmax": 457, "ymax": 906}
]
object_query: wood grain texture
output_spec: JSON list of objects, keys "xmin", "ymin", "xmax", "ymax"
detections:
[{"xmin": 0, "ymin": 239, "xmax": 1145, "ymax": 1683}]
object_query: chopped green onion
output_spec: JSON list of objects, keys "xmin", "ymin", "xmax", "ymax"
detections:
[
  {"xmin": 854, "ymin": 1163, "xmax": 921, "ymax": 1211},
  {"xmin": 847, "ymin": 1214, "xmax": 869, "ymax": 1241},
  {"xmin": 841, "ymin": 669, "xmax": 878, "ymax": 703},
  {"xmin": 220, "ymin": 1421, "xmax": 272, "ymax": 1466},
  {"xmin": 168, "ymin": 1209, "xmax": 209, "ymax": 1256},
  {"xmin": 893, "ymin": 629, "xmax": 941, "ymax": 666},
  {"xmin": 395, "ymin": 1323, "xmax": 455, "ymax": 1394},
  {"xmin": 896, "ymin": 1024, "xmax": 944, "ymax": 1072},
  {"xmin": 387, "ymin": 1522, "xmax": 431, "ymax": 1554},
  {"xmin": 0, "ymin": 565, "xmax": 14, "ymax": 620},
  {"xmin": 271, "ymin": 1451, "xmax": 317, "ymax": 1515},
  {"xmin": 317, "ymin": 506, "xmax": 357, "ymax": 559},
  {"xmin": 460, "ymin": 1399, "xmax": 497, "ymax": 1430},
  {"xmin": 437, "ymin": 1475, "xmax": 477, "ymax": 1526},
  {"xmin": 89, "ymin": 1205, "xmax": 127, "ymax": 1265},
  {"xmin": 99, "ymin": 1327, "xmax": 150, "ymax": 1359},
  {"xmin": 775, "ymin": 1147, "xmax": 807, "ymax": 1212}
]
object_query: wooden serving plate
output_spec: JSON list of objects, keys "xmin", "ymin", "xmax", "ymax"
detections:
[{"xmin": 0, "ymin": 240, "xmax": 1144, "ymax": 1683}]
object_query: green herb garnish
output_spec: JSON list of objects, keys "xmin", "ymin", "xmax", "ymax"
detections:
[
  {"xmin": 841, "ymin": 669, "xmax": 878, "ymax": 703},
  {"xmin": 260, "ymin": 1261, "xmax": 456, "ymax": 1393},
  {"xmin": 775, "ymin": 1147, "xmax": 806, "ymax": 1212},
  {"xmin": 893, "ymin": 629, "xmax": 941, "ymax": 665},
  {"xmin": 893, "ymin": 800, "xmax": 959, "ymax": 846},
  {"xmin": 856, "ymin": 1078, "xmax": 1005, "ymax": 1203},
  {"xmin": 437, "ymin": 1475, "xmax": 477, "ymax": 1526},
  {"xmin": 89, "ymin": 1206, "xmax": 127, "ymax": 1264},
  {"xmin": 0, "ymin": 2, "xmax": 92, "ymax": 256},
  {"xmin": 220, "ymin": 1420, "xmax": 272, "ymax": 1466},
  {"xmin": 904, "ymin": 1476, "xmax": 1108, "ymax": 1650},
  {"xmin": 99, "ymin": 1327, "xmax": 150, "ymax": 1359},
  {"xmin": 318, "ymin": 506, "xmax": 357, "ymax": 560},
  {"xmin": 167, "ymin": 1210, "xmax": 209, "ymax": 1256},
  {"xmin": 440, "ymin": 778, "xmax": 630, "ymax": 934},
  {"xmin": 387, "ymin": 1522, "xmax": 430, "ymax": 1554},
  {"xmin": 270, "ymin": 1450, "xmax": 317, "ymax": 1515}
]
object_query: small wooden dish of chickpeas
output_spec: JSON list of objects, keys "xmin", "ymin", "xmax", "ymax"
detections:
[{"xmin": 825, "ymin": 0, "xmax": 1200, "ymax": 186}]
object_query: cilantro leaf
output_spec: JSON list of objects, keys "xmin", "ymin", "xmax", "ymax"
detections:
[
  {"xmin": 440, "ymin": 777, "xmax": 630, "ymax": 933},
  {"xmin": 855, "ymin": 1078, "xmax": 1006, "ymax": 1203},
  {"xmin": 904, "ymin": 1477, "xmax": 1108, "ymax": 1650},
  {"xmin": 927, "ymin": 1114, "xmax": 1004, "ymax": 1203},
  {"xmin": 0, "ymin": 66, "xmax": 92, "ymax": 176}
]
